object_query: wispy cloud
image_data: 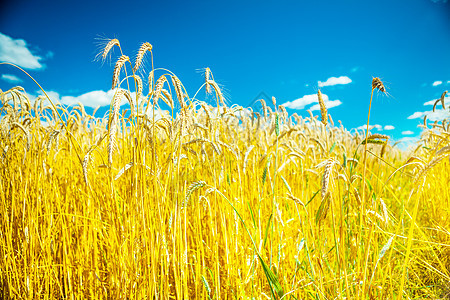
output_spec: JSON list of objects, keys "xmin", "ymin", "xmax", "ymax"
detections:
[
  {"xmin": 408, "ymin": 109, "xmax": 450, "ymax": 121},
  {"xmin": 395, "ymin": 137, "xmax": 419, "ymax": 150},
  {"xmin": 281, "ymin": 93, "xmax": 342, "ymax": 111},
  {"xmin": 281, "ymin": 94, "xmax": 317, "ymax": 110},
  {"xmin": 318, "ymin": 76, "xmax": 352, "ymax": 88},
  {"xmin": 0, "ymin": 32, "xmax": 48, "ymax": 69},
  {"xmin": 409, "ymin": 94, "xmax": 450, "ymax": 121},
  {"xmin": 354, "ymin": 124, "xmax": 395, "ymax": 133},
  {"xmin": 32, "ymin": 89, "xmax": 135, "ymax": 108},
  {"xmin": 423, "ymin": 94, "xmax": 449, "ymax": 106},
  {"xmin": 402, "ymin": 130, "xmax": 414, "ymax": 135},
  {"xmin": 432, "ymin": 80, "xmax": 443, "ymax": 86},
  {"xmin": 1, "ymin": 74, "xmax": 22, "ymax": 83},
  {"xmin": 355, "ymin": 124, "xmax": 382, "ymax": 131},
  {"xmin": 60, "ymin": 90, "xmax": 119, "ymax": 107}
]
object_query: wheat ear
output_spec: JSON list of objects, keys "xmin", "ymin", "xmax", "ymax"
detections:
[
  {"xmin": 372, "ymin": 77, "xmax": 386, "ymax": 93},
  {"xmin": 161, "ymin": 89, "xmax": 174, "ymax": 110},
  {"xmin": 82, "ymin": 151, "xmax": 91, "ymax": 186},
  {"xmin": 133, "ymin": 42, "xmax": 152, "ymax": 72},
  {"xmin": 318, "ymin": 89, "xmax": 327, "ymax": 126},
  {"xmin": 171, "ymin": 75, "xmax": 186, "ymax": 108},
  {"xmin": 205, "ymin": 67, "xmax": 212, "ymax": 94},
  {"xmin": 153, "ymin": 75, "xmax": 168, "ymax": 107},
  {"xmin": 102, "ymin": 39, "xmax": 120, "ymax": 60},
  {"xmin": 208, "ymin": 80, "xmax": 226, "ymax": 107},
  {"xmin": 367, "ymin": 134, "xmax": 389, "ymax": 140},
  {"xmin": 322, "ymin": 158, "xmax": 334, "ymax": 199},
  {"xmin": 108, "ymin": 90, "xmax": 130, "ymax": 165},
  {"xmin": 112, "ymin": 55, "xmax": 130, "ymax": 89}
]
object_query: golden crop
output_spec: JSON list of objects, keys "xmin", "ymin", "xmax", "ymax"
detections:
[{"xmin": 0, "ymin": 40, "xmax": 449, "ymax": 299}]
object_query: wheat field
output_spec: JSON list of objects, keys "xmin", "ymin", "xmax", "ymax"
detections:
[{"xmin": 0, "ymin": 40, "xmax": 449, "ymax": 299}]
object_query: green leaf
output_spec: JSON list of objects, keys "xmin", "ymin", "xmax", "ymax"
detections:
[
  {"xmin": 201, "ymin": 275, "xmax": 213, "ymax": 300},
  {"xmin": 378, "ymin": 236, "xmax": 394, "ymax": 260},
  {"xmin": 258, "ymin": 256, "xmax": 285, "ymax": 298},
  {"xmin": 298, "ymin": 238, "xmax": 305, "ymax": 253},
  {"xmin": 247, "ymin": 201, "xmax": 256, "ymax": 228},
  {"xmin": 305, "ymin": 190, "xmax": 320, "ymax": 207},
  {"xmin": 262, "ymin": 155, "xmax": 272, "ymax": 185},
  {"xmin": 329, "ymin": 142, "xmax": 336, "ymax": 154},
  {"xmin": 275, "ymin": 114, "xmax": 280, "ymax": 137},
  {"xmin": 343, "ymin": 153, "xmax": 347, "ymax": 168},
  {"xmin": 280, "ymin": 175, "xmax": 291, "ymax": 194},
  {"xmin": 263, "ymin": 213, "xmax": 273, "ymax": 248},
  {"xmin": 315, "ymin": 193, "xmax": 331, "ymax": 225},
  {"xmin": 262, "ymin": 165, "xmax": 268, "ymax": 185}
]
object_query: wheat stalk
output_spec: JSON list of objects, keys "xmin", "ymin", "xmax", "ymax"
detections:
[{"xmin": 134, "ymin": 75, "xmax": 143, "ymax": 102}]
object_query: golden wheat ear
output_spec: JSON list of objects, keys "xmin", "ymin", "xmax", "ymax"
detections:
[
  {"xmin": 112, "ymin": 55, "xmax": 130, "ymax": 89},
  {"xmin": 205, "ymin": 67, "xmax": 212, "ymax": 94},
  {"xmin": 102, "ymin": 38, "xmax": 120, "ymax": 60},
  {"xmin": 133, "ymin": 42, "xmax": 152, "ymax": 73},
  {"xmin": 372, "ymin": 77, "xmax": 386, "ymax": 93},
  {"xmin": 317, "ymin": 89, "xmax": 327, "ymax": 126},
  {"xmin": 171, "ymin": 75, "xmax": 187, "ymax": 108}
]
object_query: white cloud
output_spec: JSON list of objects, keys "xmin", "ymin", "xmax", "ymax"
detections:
[
  {"xmin": 408, "ymin": 111, "xmax": 424, "ymax": 119},
  {"xmin": 318, "ymin": 76, "xmax": 352, "ymax": 88},
  {"xmin": 407, "ymin": 109, "xmax": 450, "ymax": 121},
  {"xmin": 309, "ymin": 99, "xmax": 342, "ymax": 111},
  {"xmin": 356, "ymin": 124, "xmax": 382, "ymax": 131},
  {"xmin": 281, "ymin": 93, "xmax": 342, "ymax": 111},
  {"xmin": 282, "ymin": 94, "xmax": 320, "ymax": 110},
  {"xmin": 60, "ymin": 90, "xmax": 118, "ymax": 107},
  {"xmin": 355, "ymin": 124, "xmax": 396, "ymax": 132},
  {"xmin": 0, "ymin": 33, "xmax": 48, "ymax": 69},
  {"xmin": 1, "ymin": 74, "xmax": 22, "ymax": 83},
  {"xmin": 424, "ymin": 95, "xmax": 449, "ymax": 106},
  {"xmin": 402, "ymin": 130, "xmax": 414, "ymax": 135},
  {"xmin": 432, "ymin": 81, "xmax": 443, "ymax": 86},
  {"xmin": 31, "ymin": 89, "xmax": 138, "ymax": 108},
  {"xmin": 395, "ymin": 137, "xmax": 419, "ymax": 151},
  {"xmin": 38, "ymin": 90, "xmax": 61, "ymax": 104}
]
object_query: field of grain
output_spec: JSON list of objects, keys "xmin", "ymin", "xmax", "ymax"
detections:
[{"xmin": 1, "ymin": 40, "xmax": 449, "ymax": 299}]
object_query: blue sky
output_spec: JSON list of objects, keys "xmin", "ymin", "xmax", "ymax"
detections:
[{"xmin": 1, "ymin": 0, "xmax": 449, "ymax": 145}]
